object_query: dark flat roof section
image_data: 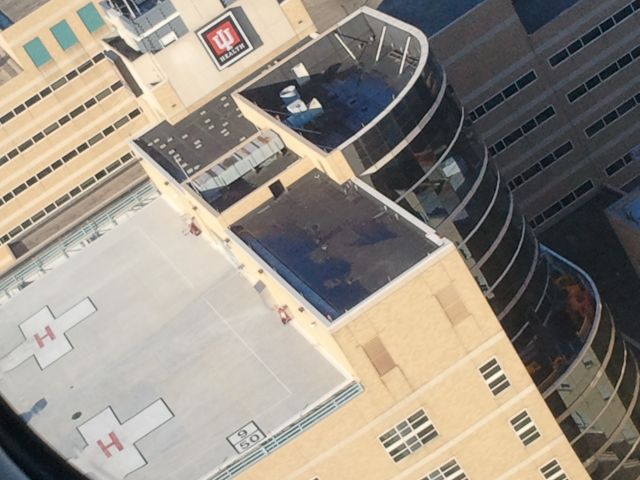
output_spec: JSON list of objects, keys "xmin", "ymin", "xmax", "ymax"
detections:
[
  {"xmin": 232, "ymin": 170, "xmax": 437, "ymax": 320},
  {"xmin": 378, "ymin": 0, "xmax": 486, "ymax": 36},
  {"xmin": 239, "ymin": 11, "xmax": 420, "ymax": 152},
  {"xmin": 512, "ymin": 0, "xmax": 581, "ymax": 34},
  {"xmin": 136, "ymin": 37, "xmax": 313, "ymax": 181},
  {"xmin": 137, "ymin": 94, "xmax": 257, "ymax": 180}
]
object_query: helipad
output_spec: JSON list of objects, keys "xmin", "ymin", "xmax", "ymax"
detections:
[{"xmin": 0, "ymin": 198, "xmax": 347, "ymax": 480}]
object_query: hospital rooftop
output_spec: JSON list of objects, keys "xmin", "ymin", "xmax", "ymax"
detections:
[
  {"xmin": 132, "ymin": 8, "xmax": 432, "ymax": 236},
  {"xmin": 0, "ymin": 159, "xmax": 444, "ymax": 480}
]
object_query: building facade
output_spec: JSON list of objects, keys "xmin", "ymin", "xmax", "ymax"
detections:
[
  {"xmin": 377, "ymin": 0, "xmax": 640, "ymax": 231},
  {"xmin": 0, "ymin": 0, "xmax": 314, "ymax": 273},
  {"xmin": 0, "ymin": 0, "xmax": 156, "ymax": 272},
  {"xmin": 136, "ymin": 5, "xmax": 640, "ymax": 477},
  {"xmin": 0, "ymin": 2, "xmax": 638, "ymax": 479}
]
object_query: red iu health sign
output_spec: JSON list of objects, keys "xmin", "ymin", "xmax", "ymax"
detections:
[{"xmin": 198, "ymin": 11, "xmax": 254, "ymax": 70}]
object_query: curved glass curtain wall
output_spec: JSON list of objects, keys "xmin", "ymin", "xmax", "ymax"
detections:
[
  {"xmin": 342, "ymin": 53, "xmax": 444, "ymax": 170},
  {"xmin": 346, "ymin": 51, "xmax": 640, "ymax": 477},
  {"xmin": 546, "ymin": 301, "xmax": 640, "ymax": 479}
]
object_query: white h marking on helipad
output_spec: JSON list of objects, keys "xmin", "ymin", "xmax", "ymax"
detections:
[
  {"xmin": 72, "ymin": 399, "xmax": 174, "ymax": 479},
  {"xmin": 0, "ymin": 298, "xmax": 96, "ymax": 371}
]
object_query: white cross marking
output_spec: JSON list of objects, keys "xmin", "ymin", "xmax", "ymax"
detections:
[
  {"xmin": 0, "ymin": 298, "xmax": 96, "ymax": 371},
  {"xmin": 72, "ymin": 399, "xmax": 174, "ymax": 479}
]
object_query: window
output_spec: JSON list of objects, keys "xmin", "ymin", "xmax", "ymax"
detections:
[
  {"xmin": 574, "ymin": 180, "xmax": 594, "ymax": 197},
  {"xmin": 421, "ymin": 459, "xmax": 468, "ymax": 480},
  {"xmin": 585, "ymin": 120, "xmax": 605, "ymax": 138},
  {"xmin": 548, "ymin": 0, "xmax": 640, "ymax": 67},
  {"xmin": 510, "ymin": 410, "xmax": 541, "ymax": 446},
  {"xmin": 606, "ymin": 158, "xmax": 625, "ymax": 176},
  {"xmin": 25, "ymin": 95, "xmax": 40, "ymax": 107},
  {"xmin": 540, "ymin": 459, "xmax": 568, "ymax": 480},
  {"xmin": 379, "ymin": 410, "xmax": 438, "ymax": 462},
  {"xmin": 51, "ymin": 77, "xmax": 67, "ymax": 90},
  {"xmin": 69, "ymin": 105, "xmax": 85, "ymax": 118},
  {"xmin": 114, "ymin": 116, "xmax": 130, "ymax": 129},
  {"xmin": 0, "ymin": 111, "xmax": 14, "ymax": 124},
  {"xmin": 23, "ymin": 37, "xmax": 52, "ymax": 67},
  {"xmin": 549, "ymin": 50, "xmax": 568, "ymax": 67},
  {"xmin": 606, "ymin": 147, "xmax": 638, "ymax": 176},
  {"xmin": 77, "ymin": 3, "xmax": 105, "ymax": 33},
  {"xmin": 585, "ymin": 90, "xmax": 640, "ymax": 137},
  {"xmin": 469, "ymin": 70, "xmax": 537, "ymax": 122},
  {"xmin": 50, "ymin": 20, "xmax": 78, "ymax": 50},
  {"xmin": 95, "ymin": 87, "xmax": 110, "ymax": 101},
  {"xmin": 489, "ymin": 106, "xmax": 555, "ymax": 155},
  {"xmin": 479, "ymin": 358, "xmax": 510, "ymax": 395},
  {"xmin": 43, "ymin": 123, "xmax": 60, "ymax": 135},
  {"xmin": 18, "ymin": 139, "xmax": 33, "ymax": 152},
  {"xmin": 13, "ymin": 184, "xmax": 27, "ymax": 196}
]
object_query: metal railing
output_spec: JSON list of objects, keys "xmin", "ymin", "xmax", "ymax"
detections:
[
  {"xmin": 0, "ymin": 182, "xmax": 158, "ymax": 304},
  {"xmin": 208, "ymin": 382, "xmax": 364, "ymax": 480}
]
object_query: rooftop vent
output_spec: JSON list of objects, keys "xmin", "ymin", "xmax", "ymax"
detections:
[
  {"xmin": 279, "ymin": 85, "xmax": 300, "ymax": 107},
  {"xmin": 292, "ymin": 62, "xmax": 310, "ymax": 85}
]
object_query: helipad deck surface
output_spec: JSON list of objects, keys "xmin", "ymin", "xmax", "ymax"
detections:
[{"xmin": 0, "ymin": 198, "xmax": 346, "ymax": 480}]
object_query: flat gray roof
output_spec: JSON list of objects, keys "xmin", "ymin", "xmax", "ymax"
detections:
[
  {"xmin": 0, "ymin": 198, "xmax": 345, "ymax": 479},
  {"xmin": 0, "ymin": 0, "xmax": 52, "ymax": 25},
  {"xmin": 232, "ymin": 170, "xmax": 438, "ymax": 321}
]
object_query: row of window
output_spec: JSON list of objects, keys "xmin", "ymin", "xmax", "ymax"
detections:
[
  {"xmin": 479, "ymin": 357, "xmax": 511, "ymax": 395},
  {"xmin": 584, "ymin": 91, "xmax": 640, "ymax": 138},
  {"xmin": 529, "ymin": 180, "xmax": 595, "ymax": 228},
  {"xmin": 23, "ymin": 3, "xmax": 105, "ymax": 67},
  {"xmin": 379, "ymin": 409, "xmax": 438, "ymax": 463},
  {"xmin": 379, "ymin": 358, "xmax": 512, "ymax": 465},
  {"xmin": 0, "ymin": 106, "xmax": 137, "ymax": 209},
  {"xmin": 605, "ymin": 146, "xmax": 638, "ymax": 176},
  {"xmin": 508, "ymin": 142, "xmax": 574, "ymax": 191},
  {"xmin": 0, "ymin": 152, "xmax": 135, "ymax": 246},
  {"xmin": 421, "ymin": 459, "xmax": 468, "ymax": 480},
  {"xmin": 510, "ymin": 410, "xmax": 540, "ymax": 446},
  {"xmin": 488, "ymin": 106, "xmax": 556, "ymax": 157},
  {"xmin": 0, "ymin": 51, "xmax": 106, "ymax": 126},
  {"xmin": 0, "ymin": 80, "xmax": 123, "ymax": 169},
  {"xmin": 567, "ymin": 43, "xmax": 640, "ymax": 103},
  {"xmin": 468, "ymin": 71, "xmax": 537, "ymax": 123},
  {"xmin": 380, "ymin": 406, "xmax": 545, "ymax": 467},
  {"xmin": 548, "ymin": 0, "xmax": 640, "ymax": 67},
  {"xmin": 540, "ymin": 460, "xmax": 568, "ymax": 480},
  {"xmin": 417, "ymin": 457, "xmax": 567, "ymax": 480}
]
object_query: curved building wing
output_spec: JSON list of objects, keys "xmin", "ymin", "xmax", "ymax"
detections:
[{"xmin": 236, "ymin": 8, "xmax": 640, "ymax": 478}]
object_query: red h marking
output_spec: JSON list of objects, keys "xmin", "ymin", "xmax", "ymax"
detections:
[
  {"xmin": 97, "ymin": 432, "xmax": 124, "ymax": 458},
  {"xmin": 34, "ymin": 326, "xmax": 56, "ymax": 349}
]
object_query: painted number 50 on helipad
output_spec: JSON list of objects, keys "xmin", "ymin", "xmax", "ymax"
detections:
[{"xmin": 226, "ymin": 421, "xmax": 265, "ymax": 453}]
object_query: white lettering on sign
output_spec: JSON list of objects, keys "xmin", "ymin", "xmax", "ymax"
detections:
[
  {"xmin": 197, "ymin": 11, "xmax": 255, "ymax": 70},
  {"xmin": 0, "ymin": 298, "xmax": 97, "ymax": 371},
  {"xmin": 212, "ymin": 27, "xmax": 235, "ymax": 52}
]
